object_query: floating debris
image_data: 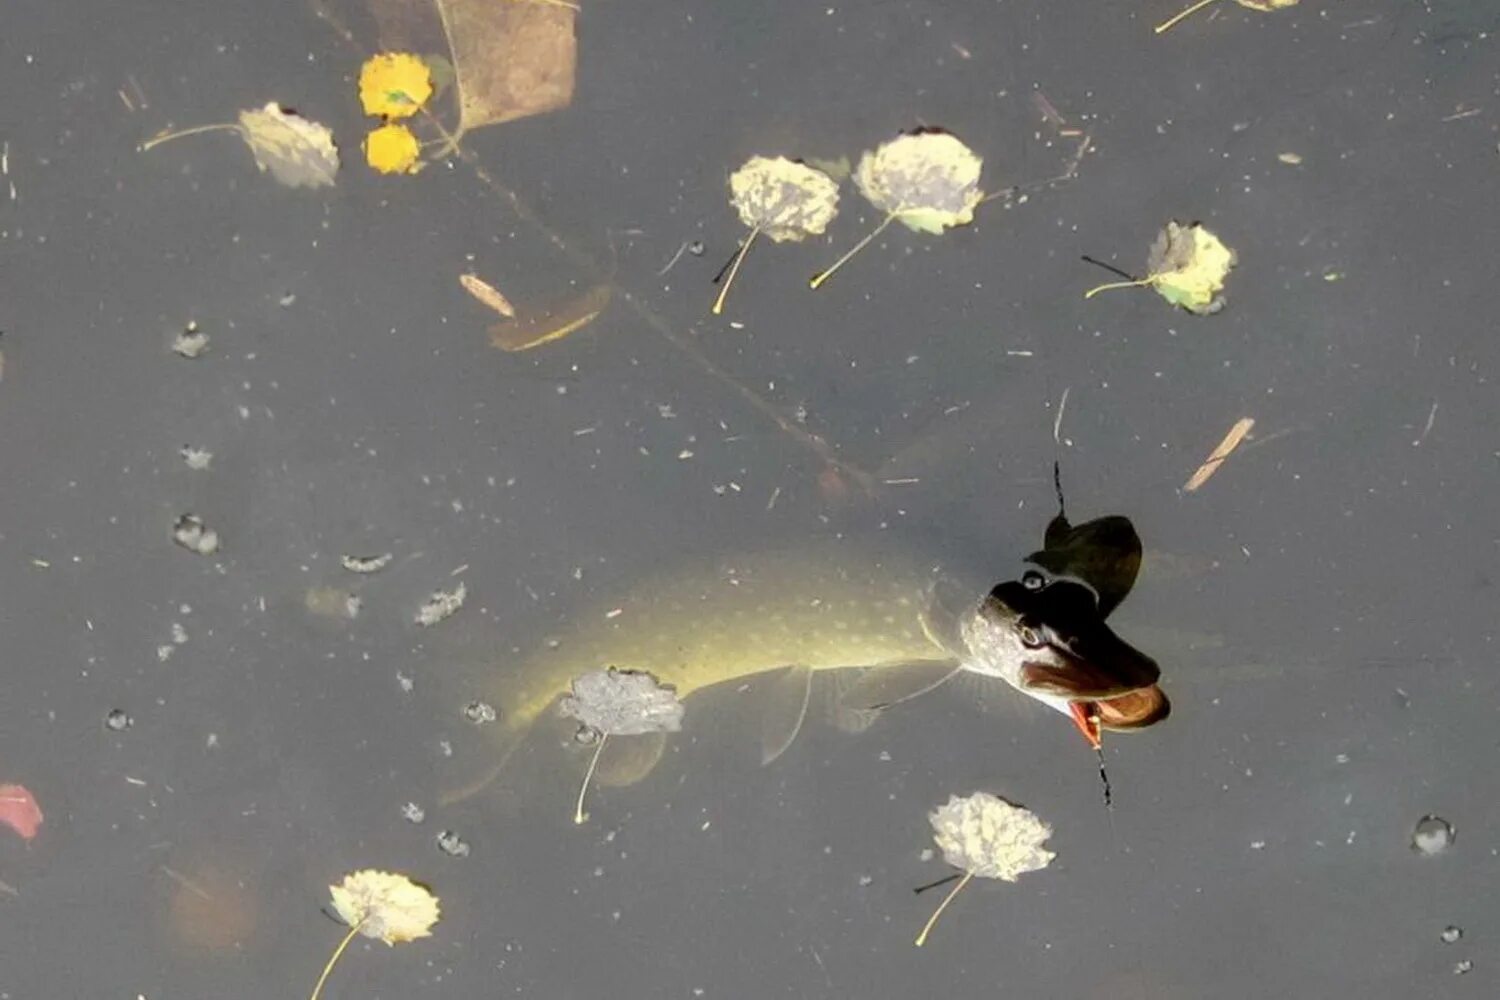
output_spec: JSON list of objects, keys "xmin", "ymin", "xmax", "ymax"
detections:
[
  {"xmin": 561, "ymin": 668, "xmax": 686, "ymax": 738},
  {"xmin": 179, "ymin": 445, "xmax": 214, "ymax": 470},
  {"xmin": 459, "ymin": 272, "xmax": 516, "ymax": 319},
  {"xmin": 435, "ymin": 830, "xmax": 470, "ymax": 858},
  {"xmin": 560, "ymin": 668, "xmax": 684, "ymax": 824},
  {"xmin": 172, "ymin": 514, "xmax": 220, "ymax": 556},
  {"xmin": 401, "ymin": 802, "xmax": 426, "ymax": 824},
  {"xmin": 1156, "ymin": 0, "xmax": 1300, "ymax": 36},
  {"xmin": 172, "ymin": 322, "xmax": 210, "ymax": 358},
  {"xmin": 414, "ymin": 582, "xmax": 466, "ymax": 627},
  {"xmin": 0, "ymin": 784, "xmax": 43, "ymax": 842},
  {"xmin": 915, "ymin": 792, "xmax": 1055, "ymax": 947},
  {"xmin": 1085, "ymin": 221, "xmax": 1237, "ymax": 315},
  {"xmin": 1184, "ymin": 417, "xmax": 1255, "ymax": 491},
  {"xmin": 105, "ymin": 709, "xmax": 133, "ymax": 732},
  {"xmin": 341, "ymin": 552, "xmax": 393, "ymax": 574},
  {"xmin": 142, "ymin": 105, "xmax": 339, "ymax": 189},
  {"xmin": 1412, "ymin": 815, "xmax": 1455, "ymax": 856},
  {"xmin": 462, "ymin": 700, "xmax": 497, "ymax": 725},
  {"xmin": 714, "ymin": 155, "xmax": 840, "ymax": 314},
  {"xmin": 1441, "ymin": 925, "xmax": 1463, "ymax": 944},
  {"xmin": 313, "ymin": 870, "xmax": 440, "ymax": 1000},
  {"xmin": 812, "ymin": 129, "xmax": 982, "ymax": 290}
]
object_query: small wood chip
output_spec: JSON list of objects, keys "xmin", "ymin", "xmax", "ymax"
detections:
[
  {"xmin": 341, "ymin": 553, "xmax": 394, "ymax": 574},
  {"xmin": 1184, "ymin": 417, "xmax": 1255, "ymax": 492},
  {"xmin": 415, "ymin": 582, "xmax": 466, "ymax": 627},
  {"xmin": 460, "ymin": 273, "xmax": 516, "ymax": 319}
]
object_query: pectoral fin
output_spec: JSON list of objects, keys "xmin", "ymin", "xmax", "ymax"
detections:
[
  {"xmin": 837, "ymin": 659, "xmax": 963, "ymax": 712},
  {"xmin": 594, "ymin": 731, "xmax": 669, "ymax": 787},
  {"xmin": 760, "ymin": 664, "xmax": 815, "ymax": 766}
]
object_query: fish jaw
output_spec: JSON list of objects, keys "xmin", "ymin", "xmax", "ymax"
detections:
[{"xmin": 956, "ymin": 580, "xmax": 1169, "ymax": 742}]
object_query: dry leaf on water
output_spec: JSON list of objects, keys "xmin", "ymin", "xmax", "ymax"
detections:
[
  {"xmin": 438, "ymin": 0, "xmax": 576, "ymax": 136},
  {"xmin": 140, "ymin": 104, "xmax": 339, "ymax": 189},
  {"xmin": 562, "ymin": 668, "xmax": 685, "ymax": 737},
  {"xmin": 713, "ymin": 156, "xmax": 840, "ymax": 315},
  {"xmin": 914, "ymin": 792, "xmax": 1054, "ymax": 946},
  {"xmin": 811, "ymin": 129, "xmax": 983, "ymax": 289},
  {"xmin": 0, "ymin": 783, "xmax": 43, "ymax": 841},
  {"xmin": 310, "ymin": 870, "xmax": 440, "ymax": 1000},
  {"xmin": 1156, "ymin": 0, "xmax": 1299, "ymax": 34},
  {"xmin": 560, "ymin": 667, "xmax": 684, "ymax": 823},
  {"xmin": 1084, "ymin": 221, "xmax": 1236, "ymax": 315},
  {"xmin": 460, "ymin": 272, "xmax": 516, "ymax": 318},
  {"xmin": 369, "ymin": 0, "xmax": 577, "ymax": 149},
  {"xmin": 489, "ymin": 284, "xmax": 611, "ymax": 352}
]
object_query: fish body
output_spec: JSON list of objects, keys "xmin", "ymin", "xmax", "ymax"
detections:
[
  {"xmin": 493, "ymin": 543, "xmax": 956, "ymax": 737},
  {"xmin": 453, "ymin": 520, "xmax": 1166, "ymax": 802}
]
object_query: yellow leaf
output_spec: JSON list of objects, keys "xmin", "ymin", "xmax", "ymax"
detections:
[
  {"xmin": 364, "ymin": 123, "xmax": 421, "ymax": 175},
  {"xmin": 1156, "ymin": 0, "xmax": 1299, "ymax": 34},
  {"xmin": 812, "ymin": 129, "xmax": 982, "ymax": 291},
  {"xmin": 855, "ymin": 130, "xmax": 983, "ymax": 235},
  {"xmin": 1147, "ymin": 222, "xmax": 1236, "ymax": 314},
  {"xmin": 328, "ymin": 869, "xmax": 440, "ymax": 945},
  {"xmin": 359, "ymin": 52, "xmax": 434, "ymax": 119},
  {"xmin": 1083, "ymin": 221, "xmax": 1236, "ymax": 316},
  {"xmin": 311, "ymin": 870, "xmax": 439, "ymax": 1000},
  {"xmin": 716, "ymin": 155, "xmax": 840, "ymax": 314}
]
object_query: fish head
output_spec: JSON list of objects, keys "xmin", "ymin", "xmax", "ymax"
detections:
[{"xmin": 959, "ymin": 576, "xmax": 1169, "ymax": 732}]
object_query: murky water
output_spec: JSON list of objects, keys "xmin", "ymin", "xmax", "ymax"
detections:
[{"xmin": 3, "ymin": 0, "xmax": 1497, "ymax": 997}]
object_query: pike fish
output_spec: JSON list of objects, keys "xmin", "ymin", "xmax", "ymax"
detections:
[{"xmin": 447, "ymin": 514, "xmax": 1167, "ymax": 802}]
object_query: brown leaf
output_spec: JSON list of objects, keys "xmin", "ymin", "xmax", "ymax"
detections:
[
  {"xmin": 489, "ymin": 284, "xmax": 610, "ymax": 352},
  {"xmin": 372, "ymin": 0, "xmax": 576, "ymax": 136},
  {"xmin": 440, "ymin": 0, "xmax": 576, "ymax": 132}
]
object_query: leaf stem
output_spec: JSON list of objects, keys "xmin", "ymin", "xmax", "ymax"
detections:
[
  {"xmin": 1083, "ymin": 277, "xmax": 1154, "ymax": 300},
  {"xmin": 308, "ymin": 920, "xmax": 364, "ymax": 1000},
  {"xmin": 810, "ymin": 213, "xmax": 895, "ymax": 290},
  {"xmin": 138, "ymin": 122, "xmax": 241, "ymax": 152},
  {"xmin": 1079, "ymin": 254, "xmax": 1139, "ymax": 283},
  {"xmin": 574, "ymin": 731, "xmax": 608, "ymax": 824},
  {"xmin": 1155, "ymin": 0, "xmax": 1223, "ymax": 34},
  {"xmin": 914, "ymin": 870, "xmax": 973, "ymax": 947},
  {"xmin": 712, "ymin": 227, "xmax": 759, "ymax": 315}
]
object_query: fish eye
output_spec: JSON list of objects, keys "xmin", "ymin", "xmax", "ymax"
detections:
[
  {"xmin": 1019, "ymin": 623, "xmax": 1044, "ymax": 648},
  {"xmin": 1021, "ymin": 570, "xmax": 1046, "ymax": 591}
]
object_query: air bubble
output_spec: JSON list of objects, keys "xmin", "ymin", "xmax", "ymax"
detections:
[
  {"xmin": 1412, "ymin": 815, "xmax": 1455, "ymax": 856},
  {"xmin": 105, "ymin": 709, "xmax": 133, "ymax": 732}
]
